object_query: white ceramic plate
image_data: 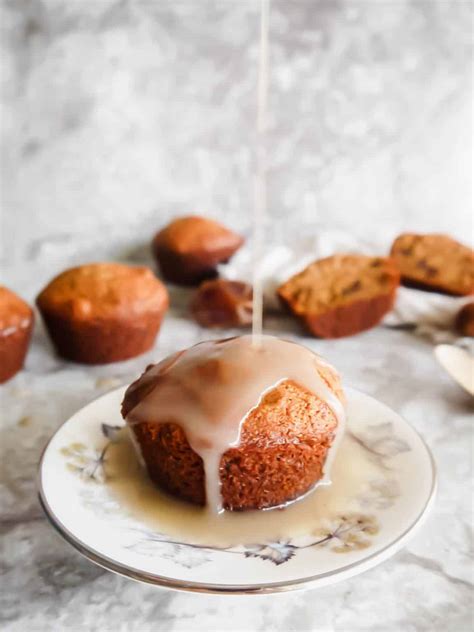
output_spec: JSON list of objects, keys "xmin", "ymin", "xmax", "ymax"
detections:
[{"xmin": 38, "ymin": 387, "xmax": 436, "ymax": 594}]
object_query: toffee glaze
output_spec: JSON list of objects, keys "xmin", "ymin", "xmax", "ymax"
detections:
[{"xmin": 124, "ymin": 335, "xmax": 345, "ymax": 513}]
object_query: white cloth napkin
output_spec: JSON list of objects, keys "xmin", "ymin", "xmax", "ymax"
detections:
[{"xmin": 219, "ymin": 227, "xmax": 472, "ymax": 344}]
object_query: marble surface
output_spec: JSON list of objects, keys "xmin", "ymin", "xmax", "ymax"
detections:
[
  {"xmin": 2, "ymin": 285, "xmax": 473, "ymax": 631},
  {"xmin": 1, "ymin": 1, "xmax": 473, "ymax": 630}
]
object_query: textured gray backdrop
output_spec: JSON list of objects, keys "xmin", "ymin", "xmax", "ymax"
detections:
[{"xmin": 1, "ymin": 0, "xmax": 472, "ymax": 272}]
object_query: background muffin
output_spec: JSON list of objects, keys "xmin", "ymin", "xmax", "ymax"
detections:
[
  {"xmin": 278, "ymin": 254, "xmax": 400, "ymax": 338},
  {"xmin": 390, "ymin": 233, "xmax": 474, "ymax": 296},
  {"xmin": 152, "ymin": 216, "xmax": 244, "ymax": 285},
  {"xmin": 0, "ymin": 287, "xmax": 34, "ymax": 383},
  {"xmin": 36, "ymin": 263, "xmax": 168, "ymax": 364}
]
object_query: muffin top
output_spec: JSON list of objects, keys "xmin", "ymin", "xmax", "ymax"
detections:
[
  {"xmin": 0, "ymin": 286, "xmax": 34, "ymax": 333},
  {"xmin": 123, "ymin": 335, "xmax": 344, "ymax": 427},
  {"xmin": 153, "ymin": 216, "xmax": 244, "ymax": 256},
  {"xmin": 36, "ymin": 263, "xmax": 169, "ymax": 321}
]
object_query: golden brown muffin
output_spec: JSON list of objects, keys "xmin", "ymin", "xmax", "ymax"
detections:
[
  {"xmin": 278, "ymin": 254, "xmax": 400, "ymax": 338},
  {"xmin": 391, "ymin": 233, "xmax": 474, "ymax": 296},
  {"xmin": 455, "ymin": 302, "xmax": 474, "ymax": 337},
  {"xmin": 36, "ymin": 263, "xmax": 169, "ymax": 364},
  {"xmin": 122, "ymin": 337, "xmax": 344, "ymax": 511},
  {"xmin": 152, "ymin": 216, "xmax": 244, "ymax": 285},
  {"xmin": 190, "ymin": 279, "xmax": 253, "ymax": 328},
  {"xmin": 0, "ymin": 287, "xmax": 34, "ymax": 383}
]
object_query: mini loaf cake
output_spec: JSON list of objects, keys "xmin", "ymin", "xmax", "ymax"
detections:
[
  {"xmin": 36, "ymin": 263, "xmax": 169, "ymax": 364},
  {"xmin": 390, "ymin": 233, "xmax": 474, "ymax": 296},
  {"xmin": 0, "ymin": 287, "xmax": 34, "ymax": 383},
  {"xmin": 152, "ymin": 216, "xmax": 244, "ymax": 285},
  {"xmin": 278, "ymin": 255, "xmax": 400, "ymax": 338},
  {"xmin": 190, "ymin": 279, "xmax": 253, "ymax": 328},
  {"xmin": 122, "ymin": 335, "xmax": 345, "ymax": 512},
  {"xmin": 455, "ymin": 302, "xmax": 474, "ymax": 337}
]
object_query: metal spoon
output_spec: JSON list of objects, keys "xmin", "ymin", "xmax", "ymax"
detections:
[{"xmin": 434, "ymin": 344, "xmax": 474, "ymax": 396}]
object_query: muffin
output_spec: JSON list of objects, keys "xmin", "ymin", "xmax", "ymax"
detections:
[
  {"xmin": 152, "ymin": 216, "xmax": 244, "ymax": 285},
  {"xmin": 278, "ymin": 254, "xmax": 400, "ymax": 338},
  {"xmin": 0, "ymin": 287, "xmax": 34, "ymax": 383},
  {"xmin": 390, "ymin": 233, "xmax": 474, "ymax": 296},
  {"xmin": 455, "ymin": 302, "xmax": 474, "ymax": 337},
  {"xmin": 122, "ymin": 335, "xmax": 345, "ymax": 511},
  {"xmin": 36, "ymin": 263, "xmax": 169, "ymax": 364},
  {"xmin": 190, "ymin": 279, "xmax": 253, "ymax": 328}
]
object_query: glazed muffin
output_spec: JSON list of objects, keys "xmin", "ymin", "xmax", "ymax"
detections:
[
  {"xmin": 152, "ymin": 216, "xmax": 244, "ymax": 285},
  {"xmin": 36, "ymin": 263, "xmax": 169, "ymax": 364},
  {"xmin": 122, "ymin": 335, "xmax": 345, "ymax": 511},
  {"xmin": 190, "ymin": 279, "xmax": 253, "ymax": 328},
  {"xmin": 278, "ymin": 254, "xmax": 400, "ymax": 338},
  {"xmin": 391, "ymin": 233, "xmax": 474, "ymax": 296},
  {"xmin": 0, "ymin": 287, "xmax": 34, "ymax": 383},
  {"xmin": 455, "ymin": 302, "xmax": 474, "ymax": 337}
]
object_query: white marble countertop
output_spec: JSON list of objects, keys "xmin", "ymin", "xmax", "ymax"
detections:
[
  {"xmin": 1, "ymin": 263, "xmax": 473, "ymax": 630},
  {"xmin": 1, "ymin": 1, "xmax": 472, "ymax": 629}
]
